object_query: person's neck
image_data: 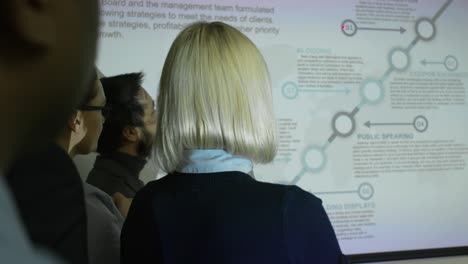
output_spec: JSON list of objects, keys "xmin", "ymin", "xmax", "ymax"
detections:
[
  {"xmin": 117, "ymin": 144, "xmax": 139, "ymax": 157},
  {"xmin": 0, "ymin": 133, "xmax": 23, "ymax": 170},
  {"xmin": 0, "ymin": 139, "xmax": 12, "ymax": 170},
  {"xmin": 0, "ymin": 151, "xmax": 9, "ymax": 172},
  {"xmin": 0, "ymin": 70, "xmax": 27, "ymax": 170},
  {"xmin": 56, "ymin": 132, "xmax": 75, "ymax": 158}
]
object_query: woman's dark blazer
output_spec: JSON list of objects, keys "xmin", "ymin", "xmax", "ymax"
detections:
[{"xmin": 121, "ymin": 171, "xmax": 348, "ymax": 264}]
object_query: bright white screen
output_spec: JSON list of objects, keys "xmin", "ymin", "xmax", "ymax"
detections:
[{"xmin": 97, "ymin": 0, "xmax": 468, "ymax": 255}]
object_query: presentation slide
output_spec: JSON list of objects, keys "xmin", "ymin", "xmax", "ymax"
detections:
[{"xmin": 97, "ymin": 0, "xmax": 468, "ymax": 256}]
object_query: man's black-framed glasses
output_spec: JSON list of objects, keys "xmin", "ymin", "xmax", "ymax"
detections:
[{"xmin": 79, "ymin": 105, "xmax": 111, "ymax": 118}]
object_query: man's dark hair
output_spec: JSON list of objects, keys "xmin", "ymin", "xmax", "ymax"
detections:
[{"xmin": 97, "ymin": 72, "xmax": 145, "ymax": 155}]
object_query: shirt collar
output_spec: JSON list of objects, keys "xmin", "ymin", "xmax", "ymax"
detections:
[{"xmin": 176, "ymin": 149, "xmax": 253, "ymax": 174}]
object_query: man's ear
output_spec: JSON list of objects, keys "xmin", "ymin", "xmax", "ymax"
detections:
[
  {"xmin": 68, "ymin": 111, "xmax": 83, "ymax": 133},
  {"xmin": 10, "ymin": 0, "xmax": 55, "ymax": 48},
  {"xmin": 122, "ymin": 126, "xmax": 139, "ymax": 143}
]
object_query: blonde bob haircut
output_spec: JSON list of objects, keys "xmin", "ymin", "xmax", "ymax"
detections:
[{"xmin": 155, "ymin": 21, "xmax": 277, "ymax": 173}]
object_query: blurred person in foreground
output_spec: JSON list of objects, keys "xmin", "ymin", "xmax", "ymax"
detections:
[{"xmin": 0, "ymin": 0, "xmax": 99, "ymax": 262}]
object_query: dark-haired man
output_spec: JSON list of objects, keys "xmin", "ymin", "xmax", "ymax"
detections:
[{"xmin": 87, "ymin": 72, "xmax": 156, "ymax": 216}]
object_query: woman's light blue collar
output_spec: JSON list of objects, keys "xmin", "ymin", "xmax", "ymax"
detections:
[{"xmin": 176, "ymin": 149, "xmax": 253, "ymax": 174}]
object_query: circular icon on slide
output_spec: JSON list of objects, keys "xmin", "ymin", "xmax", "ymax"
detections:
[
  {"xmin": 415, "ymin": 17, "xmax": 436, "ymax": 41},
  {"xmin": 341, "ymin": 19, "xmax": 358, "ymax": 37},
  {"xmin": 282, "ymin": 82, "xmax": 299, "ymax": 99},
  {"xmin": 302, "ymin": 146, "xmax": 327, "ymax": 173},
  {"xmin": 444, "ymin": 55, "xmax": 459, "ymax": 72},
  {"xmin": 358, "ymin": 182, "xmax": 374, "ymax": 201},
  {"xmin": 360, "ymin": 79, "xmax": 385, "ymax": 105},
  {"xmin": 389, "ymin": 47, "xmax": 411, "ymax": 72},
  {"xmin": 413, "ymin": 115, "xmax": 429, "ymax": 133},
  {"xmin": 332, "ymin": 112, "xmax": 356, "ymax": 138}
]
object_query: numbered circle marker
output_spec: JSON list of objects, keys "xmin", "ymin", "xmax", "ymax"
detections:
[
  {"xmin": 413, "ymin": 115, "xmax": 429, "ymax": 133},
  {"xmin": 341, "ymin": 19, "xmax": 358, "ymax": 37},
  {"xmin": 358, "ymin": 183, "xmax": 375, "ymax": 201},
  {"xmin": 444, "ymin": 55, "xmax": 459, "ymax": 72}
]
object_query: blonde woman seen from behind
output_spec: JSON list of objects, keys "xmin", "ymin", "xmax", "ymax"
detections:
[{"xmin": 121, "ymin": 22, "xmax": 348, "ymax": 264}]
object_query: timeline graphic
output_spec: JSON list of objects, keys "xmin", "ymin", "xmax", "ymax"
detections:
[{"xmin": 282, "ymin": 0, "xmax": 455, "ymax": 200}]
